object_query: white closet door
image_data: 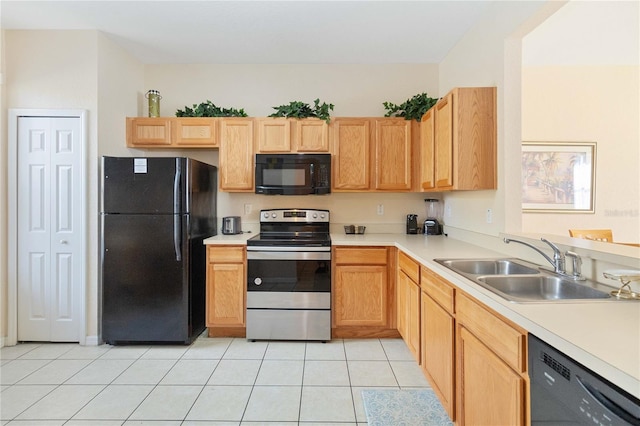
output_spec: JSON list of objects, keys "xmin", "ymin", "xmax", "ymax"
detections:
[{"xmin": 17, "ymin": 116, "xmax": 83, "ymax": 342}]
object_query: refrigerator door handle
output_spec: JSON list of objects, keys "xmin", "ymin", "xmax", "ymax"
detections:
[
  {"xmin": 173, "ymin": 159, "xmax": 181, "ymax": 214},
  {"xmin": 173, "ymin": 215, "xmax": 182, "ymax": 261},
  {"xmin": 173, "ymin": 160, "xmax": 182, "ymax": 261}
]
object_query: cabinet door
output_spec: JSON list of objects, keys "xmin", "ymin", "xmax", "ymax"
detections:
[
  {"xmin": 174, "ymin": 118, "xmax": 218, "ymax": 147},
  {"xmin": 219, "ymin": 119, "xmax": 254, "ymax": 191},
  {"xmin": 457, "ymin": 326, "xmax": 525, "ymax": 426},
  {"xmin": 374, "ymin": 119, "xmax": 412, "ymax": 190},
  {"xmin": 397, "ymin": 270, "xmax": 408, "ymax": 339},
  {"xmin": 398, "ymin": 271, "xmax": 420, "ymax": 361},
  {"xmin": 294, "ymin": 119, "xmax": 329, "ymax": 152},
  {"xmin": 256, "ymin": 118, "xmax": 291, "ymax": 152},
  {"xmin": 454, "ymin": 87, "xmax": 497, "ymax": 190},
  {"xmin": 332, "ymin": 119, "xmax": 371, "ymax": 190},
  {"xmin": 334, "ymin": 265, "xmax": 387, "ymax": 326},
  {"xmin": 407, "ymin": 279, "xmax": 420, "ymax": 360},
  {"xmin": 421, "ymin": 294, "xmax": 455, "ymax": 419},
  {"xmin": 127, "ymin": 117, "xmax": 172, "ymax": 146},
  {"xmin": 419, "ymin": 108, "xmax": 435, "ymax": 190},
  {"xmin": 206, "ymin": 262, "xmax": 245, "ymax": 327},
  {"xmin": 434, "ymin": 93, "xmax": 454, "ymax": 189}
]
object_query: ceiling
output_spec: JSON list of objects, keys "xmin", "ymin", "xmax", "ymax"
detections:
[{"xmin": 1, "ymin": 0, "xmax": 496, "ymax": 64}]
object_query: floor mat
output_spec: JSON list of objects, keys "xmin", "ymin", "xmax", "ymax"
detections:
[{"xmin": 361, "ymin": 388, "xmax": 453, "ymax": 426}]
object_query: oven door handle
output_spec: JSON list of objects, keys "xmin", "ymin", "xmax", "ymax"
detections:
[
  {"xmin": 247, "ymin": 251, "xmax": 330, "ymax": 261},
  {"xmin": 247, "ymin": 246, "xmax": 330, "ymax": 252}
]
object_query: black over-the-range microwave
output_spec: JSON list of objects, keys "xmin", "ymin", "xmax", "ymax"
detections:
[{"xmin": 255, "ymin": 153, "xmax": 331, "ymax": 195}]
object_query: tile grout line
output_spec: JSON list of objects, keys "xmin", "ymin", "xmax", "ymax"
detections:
[
  {"xmin": 3, "ymin": 346, "xmax": 63, "ymax": 422},
  {"xmin": 297, "ymin": 341, "xmax": 309, "ymax": 424},
  {"xmin": 180, "ymin": 336, "xmax": 233, "ymax": 424},
  {"xmin": 238, "ymin": 338, "xmax": 267, "ymax": 424}
]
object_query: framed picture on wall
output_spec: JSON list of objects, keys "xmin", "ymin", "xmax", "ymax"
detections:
[{"xmin": 521, "ymin": 142, "xmax": 596, "ymax": 213}]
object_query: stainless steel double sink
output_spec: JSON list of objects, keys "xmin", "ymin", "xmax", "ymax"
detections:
[{"xmin": 434, "ymin": 258, "xmax": 613, "ymax": 303}]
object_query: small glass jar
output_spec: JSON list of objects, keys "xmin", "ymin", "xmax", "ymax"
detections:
[{"xmin": 145, "ymin": 90, "xmax": 161, "ymax": 117}]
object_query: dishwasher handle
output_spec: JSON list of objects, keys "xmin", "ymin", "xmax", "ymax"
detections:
[{"xmin": 576, "ymin": 375, "xmax": 640, "ymax": 425}]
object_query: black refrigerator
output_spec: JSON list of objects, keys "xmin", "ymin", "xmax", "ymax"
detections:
[{"xmin": 100, "ymin": 156, "xmax": 217, "ymax": 344}]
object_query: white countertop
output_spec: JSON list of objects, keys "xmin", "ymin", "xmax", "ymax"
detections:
[{"xmin": 204, "ymin": 232, "xmax": 640, "ymax": 398}]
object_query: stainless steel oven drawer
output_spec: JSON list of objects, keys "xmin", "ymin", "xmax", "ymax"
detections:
[
  {"xmin": 247, "ymin": 292, "xmax": 330, "ymax": 309},
  {"xmin": 246, "ymin": 309, "xmax": 331, "ymax": 341}
]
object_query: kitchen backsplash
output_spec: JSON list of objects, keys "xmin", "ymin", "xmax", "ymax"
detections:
[{"xmin": 218, "ymin": 191, "xmax": 433, "ymax": 234}]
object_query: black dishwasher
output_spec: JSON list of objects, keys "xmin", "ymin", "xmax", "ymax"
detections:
[{"xmin": 529, "ymin": 334, "xmax": 640, "ymax": 425}]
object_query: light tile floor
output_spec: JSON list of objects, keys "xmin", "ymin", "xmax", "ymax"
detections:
[{"xmin": 1, "ymin": 335, "xmax": 430, "ymax": 425}]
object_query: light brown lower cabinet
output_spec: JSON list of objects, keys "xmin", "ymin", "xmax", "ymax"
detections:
[
  {"xmin": 416, "ymin": 266, "xmax": 527, "ymax": 425},
  {"xmin": 332, "ymin": 246, "xmax": 398, "ymax": 338},
  {"xmin": 455, "ymin": 292, "xmax": 527, "ymax": 425},
  {"xmin": 206, "ymin": 245, "xmax": 246, "ymax": 337},
  {"xmin": 421, "ymin": 292, "xmax": 455, "ymax": 420},
  {"xmin": 397, "ymin": 251, "xmax": 421, "ymax": 361},
  {"xmin": 457, "ymin": 326, "xmax": 525, "ymax": 425}
]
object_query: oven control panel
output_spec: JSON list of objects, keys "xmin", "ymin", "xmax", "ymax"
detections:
[{"xmin": 260, "ymin": 209, "xmax": 329, "ymax": 223}]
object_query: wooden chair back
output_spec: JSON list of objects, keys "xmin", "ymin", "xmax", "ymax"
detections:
[{"xmin": 568, "ymin": 229, "xmax": 613, "ymax": 242}]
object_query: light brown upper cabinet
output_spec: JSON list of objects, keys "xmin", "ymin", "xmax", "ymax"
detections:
[
  {"xmin": 332, "ymin": 118, "xmax": 372, "ymax": 190},
  {"xmin": 174, "ymin": 118, "xmax": 218, "ymax": 147},
  {"xmin": 294, "ymin": 119, "xmax": 330, "ymax": 152},
  {"xmin": 421, "ymin": 87, "xmax": 497, "ymax": 191},
  {"xmin": 126, "ymin": 117, "xmax": 173, "ymax": 147},
  {"xmin": 419, "ymin": 108, "xmax": 435, "ymax": 190},
  {"xmin": 256, "ymin": 118, "xmax": 329, "ymax": 153},
  {"xmin": 127, "ymin": 117, "xmax": 219, "ymax": 148},
  {"xmin": 332, "ymin": 117, "xmax": 413, "ymax": 192},
  {"xmin": 219, "ymin": 118, "xmax": 255, "ymax": 192},
  {"xmin": 374, "ymin": 118, "xmax": 413, "ymax": 191},
  {"xmin": 255, "ymin": 118, "xmax": 291, "ymax": 152}
]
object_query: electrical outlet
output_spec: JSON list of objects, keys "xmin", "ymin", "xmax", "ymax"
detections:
[
  {"xmin": 377, "ymin": 204, "xmax": 384, "ymax": 215},
  {"xmin": 446, "ymin": 205, "xmax": 452, "ymax": 218},
  {"xmin": 486, "ymin": 208, "xmax": 492, "ymax": 224},
  {"xmin": 244, "ymin": 204, "xmax": 252, "ymax": 215}
]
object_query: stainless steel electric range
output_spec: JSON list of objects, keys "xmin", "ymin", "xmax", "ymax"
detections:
[{"xmin": 246, "ymin": 208, "xmax": 331, "ymax": 341}]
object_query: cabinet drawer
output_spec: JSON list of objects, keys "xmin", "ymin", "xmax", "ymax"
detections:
[
  {"xmin": 398, "ymin": 251, "xmax": 420, "ymax": 283},
  {"xmin": 456, "ymin": 292, "xmax": 526, "ymax": 373},
  {"xmin": 421, "ymin": 267, "xmax": 455, "ymax": 314},
  {"xmin": 208, "ymin": 245, "xmax": 245, "ymax": 263},
  {"xmin": 127, "ymin": 117, "xmax": 172, "ymax": 146},
  {"xmin": 174, "ymin": 118, "xmax": 218, "ymax": 146},
  {"xmin": 334, "ymin": 247, "xmax": 387, "ymax": 265}
]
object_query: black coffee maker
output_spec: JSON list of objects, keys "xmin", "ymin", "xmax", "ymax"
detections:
[
  {"xmin": 424, "ymin": 198, "xmax": 443, "ymax": 235},
  {"xmin": 406, "ymin": 214, "xmax": 419, "ymax": 234}
]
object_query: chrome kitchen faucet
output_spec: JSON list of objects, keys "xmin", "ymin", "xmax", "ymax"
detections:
[{"xmin": 503, "ymin": 237, "xmax": 585, "ymax": 280}]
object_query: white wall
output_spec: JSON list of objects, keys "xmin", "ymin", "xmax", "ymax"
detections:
[
  {"xmin": 436, "ymin": 1, "xmax": 550, "ymax": 245},
  {"xmin": 95, "ymin": 33, "xmax": 146, "ymax": 339},
  {"xmin": 521, "ymin": 0, "xmax": 640, "ymax": 243},
  {"xmin": 141, "ymin": 63, "xmax": 440, "ymax": 230},
  {"xmin": 2, "ymin": 30, "xmax": 146, "ymax": 341},
  {"xmin": 3, "ymin": 30, "xmax": 99, "ymax": 341},
  {"xmin": 0, "ymin": 30, "xmax": 7, "ymax": 341},
  {"xmin": 521, "ymin": 66, "xmax": 640, "ymax": 242},
  {"xmin": 144, "ymin": 64, "xmax": 439, "ymax": 118}
]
